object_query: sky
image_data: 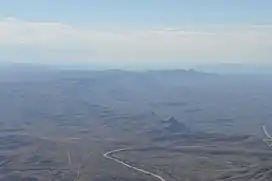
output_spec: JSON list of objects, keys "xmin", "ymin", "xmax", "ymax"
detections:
[{"xmin": 0, "ymin": 0, "xmax": 272, "ymax": 69}]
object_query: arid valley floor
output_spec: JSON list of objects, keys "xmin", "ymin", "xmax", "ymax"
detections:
[{"xmin": 1, "ymin": 68, "xmax": 272, "ymax": 181}]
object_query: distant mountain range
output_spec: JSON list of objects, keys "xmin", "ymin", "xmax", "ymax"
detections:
[
  {"xmin": 1, "ymin": 62, "xmax": 271, "ymax": 74},
  {"xmin": 196, "ymin": 63, "xmax": 272, "ymax": 74},
  {"xmin": 0, "ymin": 63, "xmax": 216, "ymax": 82}
]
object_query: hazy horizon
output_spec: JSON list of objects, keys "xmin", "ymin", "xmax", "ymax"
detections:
[{"xmin": 1, "ymin": 1, "xmax": 272, "ymax": 70}]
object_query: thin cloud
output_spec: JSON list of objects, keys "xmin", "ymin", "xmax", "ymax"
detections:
[{"xmin": 0, "ymin": 18, "xmax": 271, "ymax": 67}]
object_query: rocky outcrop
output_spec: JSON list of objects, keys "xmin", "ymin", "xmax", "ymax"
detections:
[{"xmin": 162, "ymin": 117, "xmax": 190, "ymax": 134}]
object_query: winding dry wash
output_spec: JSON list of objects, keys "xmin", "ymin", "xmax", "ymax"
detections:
[{"xmin": 103, "ymin": 148, "xmax": 166, "ymax": 181}]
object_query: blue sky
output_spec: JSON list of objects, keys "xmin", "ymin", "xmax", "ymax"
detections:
[
  {"xmin": 0, "ymin": 0, "xmax": 272, "ymax": 69},
  {"xmin": 1, "ymin": 0, "xmax": 272, "ymax": 25}
]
